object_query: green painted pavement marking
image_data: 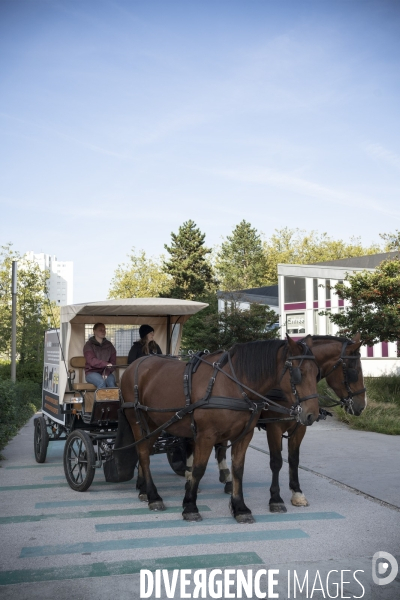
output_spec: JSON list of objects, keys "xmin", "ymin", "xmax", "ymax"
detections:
[
  {"xmin": 0, "ymin": 480, "xmax": 265, "ymax": 492},
  {"xmin": 95, "ymin": 511, "xmax": 345, "ymax": 532},
  {"xmin": 35, "ymin": 493, "xmax": 225, "ymax": 508},
  {"xmin": 20, "ymin": 529, "xmax": 308, "ymax": 558},
  {"xmin": 0, "ymin": 552, "xmax": 263, "ymax": 586},
  {"xmin": 0, "ymin": 480, "xmax": 136, "ymax": 492},
  {"xmin": 0, "ymin": 506, "xmax": 211, "ymax": 525},
  {"xmin": 5, "ymin": 463, "xmax": 63, "ymax": 470}
]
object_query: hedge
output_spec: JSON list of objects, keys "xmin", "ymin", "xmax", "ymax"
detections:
[{"xmin": 0, "ymin": 380, "xmax": 42, "ymax": 452}]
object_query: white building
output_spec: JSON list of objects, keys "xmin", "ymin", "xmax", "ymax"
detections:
[
  {"xmin": 278, "ymin": 251, "xmax": 399, "ymax": 376},
  {"xmin": 220, "ymin": 252, "xmax": 399, "ymax": 377},
  {"xmin": 25, "ymin": 252, "xmax": 73, "ymax": 306}
]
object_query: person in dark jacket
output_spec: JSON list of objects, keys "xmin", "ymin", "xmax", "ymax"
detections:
[
  {"xmin": 128, "ymin": 324, "xmax": 162, "ymax": 364},
  {"xmin": 84, "ymin": 323, "xmax": 117, "ymax": 388}
]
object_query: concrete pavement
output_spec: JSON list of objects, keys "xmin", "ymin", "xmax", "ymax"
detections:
[{"xmin": 0, "ymin": 413, "xmax": 399, "ymax": 600}]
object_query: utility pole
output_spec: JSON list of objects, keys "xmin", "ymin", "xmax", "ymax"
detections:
[{"xmin": 11, "ymin": 261, "xmax": 17, "ymax": 383}]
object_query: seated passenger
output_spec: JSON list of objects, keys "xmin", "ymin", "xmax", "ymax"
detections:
[
  {"xmin": 84, "ymin": 323, "xmax": 117, "ymax": 388},
  {"xmin": 128, "ymin": 325, "xmax": 162, "ymax": 364}
]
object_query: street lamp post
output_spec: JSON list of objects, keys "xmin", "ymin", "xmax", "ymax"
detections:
[{"xmin": 11, "ymin": 260, "xmax": 17, "ymax": 383}]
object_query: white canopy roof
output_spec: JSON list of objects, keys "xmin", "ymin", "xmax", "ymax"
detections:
[{"xmin": 61, "ymin": 298, "xmax": 208, "ymax": 324}]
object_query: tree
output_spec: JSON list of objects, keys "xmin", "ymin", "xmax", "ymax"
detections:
[
  {"xmin": 215, "ymin": 220, "xmax": 268, "ymax": 291},
  {"xmin": 163, "ymin": 220, "xmax": 214, "ymax": 299},
  {"xmin": 263, "ymin": 228, "xmax": 381, "ymax": 284},
  {"xmin": 380, "ymin": 230, "xmax": 400, "ymax": 251},
  {"xmin": 108, "ymin": 248, "xmax": 171, "ymax": 299},
  {"xmin": 181, "ymin": 296, "xmax": 279, "ymax": 353},
  {"xmin": 0, "ymin": 244, "xmax": 57, "ymax": 367},
  {"xmin": 324, "ymin": 258, "xmax": 400, "ymax": 345}
]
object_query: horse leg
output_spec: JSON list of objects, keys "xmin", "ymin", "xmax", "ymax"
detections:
[
  {"xmin": 288, "ymin": 425, "xmax": 309, "ymax": 507},
  {"xmin": 136, "ymin": 464, "xmax": 147, "ymax": 501},
  {"xmin": 137, "ymin": 436, "xmax": 165, "ymax": 511},
  {"xmin": 215, "ymin": 442, "xmax": 232, "ymax": 494},
  {"xmin": 229, "ymin": 431, "xmax": 255, "ymax": 524},
  {"xmin": 185, "ymin": 440, "xmax": 194, "ymax": 483},
  {"xmin": 182, "ymin": 437, "xmax": 214, "ymax": 522},
  {"xmin": 267, "ymin": 425, "xmax": 287, "ymax": 513}
]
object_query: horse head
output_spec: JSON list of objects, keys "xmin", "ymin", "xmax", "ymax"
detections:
[
  {"xmin": 313, "ymin": 333, "xmax": 366, "ymax": 416},
  {"xmin": 280, "ymin": 335, "xmax": 320, "ymax": 426}
]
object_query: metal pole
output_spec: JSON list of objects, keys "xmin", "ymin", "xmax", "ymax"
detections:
[
  {"xmin": 166, "ymin": 315, "xmax": 171, "ymax": 354},
  {"xmin": 11, "ymin": 261, "xmax": 18, "ymax": 382}
]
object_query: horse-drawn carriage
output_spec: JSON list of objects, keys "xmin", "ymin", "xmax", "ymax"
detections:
[
  {"xmin": 34, "ymin": 296, "xmax": 367, "ymax": 523},
  {"xmin": 34, "ymin": 298, "xmax": 208, "ymax": 490}
]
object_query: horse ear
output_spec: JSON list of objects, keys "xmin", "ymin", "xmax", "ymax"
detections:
[{"xmin": 352, "ymin": 332, "xmax": 361, "ymax": 343}]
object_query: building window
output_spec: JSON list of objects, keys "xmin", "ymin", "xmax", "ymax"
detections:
[
  {"xmin": 284, "ymin": 277, "xmax": 306, "ymax": 303},
  {"xmin": 313, "ymin": 279, "xmax": 318, "ymax": 301},
  {"xmin": 326, "ymin": 280, "xmax": 331, "ymax": 300},
  {"xmin": 313, "ymin": 310, "xmax": 319, "ymax": 334},
  {"xmin": 286, "ymin": 313, "xmax": 306, "ymax": 335}
]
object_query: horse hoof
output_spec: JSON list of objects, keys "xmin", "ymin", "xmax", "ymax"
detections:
[
  {"xmin": 235, "ymin": 513, "xmax": 255, "ymax": 524},
  {"xmin": 269, "ymin": 503, "xmax": 287, "ymax": 513},
  {"xmin": 224, "ymin": 481, "xmax": 233, "ymax": 495},
  {"xmin": 138, "ymin": 493, "xmax": 148, "ymax": 502},
  {"xmin": 149, "ymin": 500, "xmax": 165, "ymax": 511},
  {"xmin": 291, "ymin": 492, "xmax": 309, "ymax": 507},
  {"xmin": 183, "ymin": 512, "xmax": 202, "ymax": 522}
]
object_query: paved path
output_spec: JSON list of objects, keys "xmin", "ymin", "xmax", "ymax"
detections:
[{"xmin": 0, "ymin": 414, "xmax": 399, "ymax": 599}]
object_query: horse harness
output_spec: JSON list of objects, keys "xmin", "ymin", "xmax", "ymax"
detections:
[
  {"xmin": 117, "ymin": 343, "xmax": 319, "ymax": 451},
  {"xmin": 318, "ymin": 339, "xmax": 366, "ymax": 414}
]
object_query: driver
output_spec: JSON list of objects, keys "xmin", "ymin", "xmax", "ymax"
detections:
[{"xmin": 84, "ymin": 323, "xmax": 116, "ymax": 388}]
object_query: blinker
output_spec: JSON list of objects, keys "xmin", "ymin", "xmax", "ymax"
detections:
[
  {"xmin": 347, "ymin": 368, "xmax": 359, "ymax": 383},
  {"xmin": 292, "ymin": 367, "xmax": 302, "ymax": 385}
]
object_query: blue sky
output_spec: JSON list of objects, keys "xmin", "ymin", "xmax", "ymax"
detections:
[{"xmin": 1, "ymin": 0, "xmax": 400, "ymax": 302}]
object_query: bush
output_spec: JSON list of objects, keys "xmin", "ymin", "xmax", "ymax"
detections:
[
  {"xmin": 0, "ymin": 361, "xmax": 43, "ymax": 384},
  {"xmin": 0, "ymin": 380, "xmax": 42, "ymax": 452},
  {"xmin": 318, "ymin": 374, "xmax": 400, "ymax": 435}
]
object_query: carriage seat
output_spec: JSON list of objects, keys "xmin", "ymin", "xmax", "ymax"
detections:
[{"xmin": 69, "ymin": 356, "xmax": 129, "ymax": 391}]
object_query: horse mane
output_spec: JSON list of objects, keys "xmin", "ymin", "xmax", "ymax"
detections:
[
  {"xmin": 230, "ymin": 339, "xmax": 288, "ymax": 385},
  {"xmin": 307, "ymin": 335, "xmax": 352, "ymax": 343}
]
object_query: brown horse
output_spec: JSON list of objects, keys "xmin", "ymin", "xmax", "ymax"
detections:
[
  {"xmin": 121, "ymin": 335, "xmax": 320, "ymax": 523},
  {"xmin": 194, "ymin": 334, "xmax": 367, "ymax": 502},
  {"xmin": 265, "ymin": 334, "xmax": 366, "ymax": 513}
]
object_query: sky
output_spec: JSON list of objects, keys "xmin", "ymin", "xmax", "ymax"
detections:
[{"xmin": 1, "ymin": 0, "xmax": 400, "ymax": 303}]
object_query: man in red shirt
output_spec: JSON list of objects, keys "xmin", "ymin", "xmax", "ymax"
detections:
[{"xmin": 83, "ymin": 323, "xmax": 116, "ymax": 389}]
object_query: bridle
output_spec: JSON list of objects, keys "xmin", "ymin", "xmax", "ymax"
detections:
[
  {"xmin": 279, "ymin": 342, "xmax": 319, "ymax": 418},
  {"xmin": 319, "ymin": 339, "xmax": 366, "ymax": 414}
]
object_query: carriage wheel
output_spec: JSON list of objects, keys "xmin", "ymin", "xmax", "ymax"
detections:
[
  {"xmin": 166, "ymin": 440, "xmax": 188, "ymax": 477},
  {"xmin": 63, "ymin": 430, "xmax": 96, "ymax": 492},
  {"xmin": 34, "ymin": 416, "xmax": 49, "ymax": 463}
]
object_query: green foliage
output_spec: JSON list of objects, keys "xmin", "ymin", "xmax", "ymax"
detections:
[
  {"xmin": 0, "ymin": 380, "xmax": 42, "ymax": 451},
  {"xmin": 318, "ymin": 375, "xmax": 400, "ymax": 435},
  {"xmin": 216, "ymin": 220, "xmax": 268, "ymax": 291},
  {"xmin": 380, "ymin": 229, "xmax": 400, "ymax": 251},
  {"xmin": 108, "ymin": 248, "xmax": 172, "ymax": 298},
  {"xmin": 0, "ymin": 244, "xmax": 58, "ymax": 366},
  {"xmin": 163, "ymin": 220, "xmax": 214, "ymax": 299},
  {"xmin": 263, "ymin": 228, "xmax": 381, "ymax": 284},
  {"xmin": 181, "ymin": 295, "xmax": 279, "ymax": 353},
  {"xmin": 324, "ymin": 258, "xmax": 400, "ymax": 345},
  {"xmin": 0, "ymin": 361, "xmax": 43, "ymax": 384}
]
